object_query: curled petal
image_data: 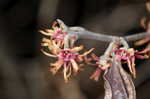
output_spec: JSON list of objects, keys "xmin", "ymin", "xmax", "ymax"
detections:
[
  {"xmin": 41, "ymin": 49, "xmax": 57, "ymax": 57},
  {"xmin": 39, "ymin": 30, "xmax": 52, "ymax": 36},
  {"xmin": 135, "ymin": 37, "xmax": 150, "ymax": 46},
  {"xmin": 45, "ymin": 40, "xmax": 61, "ymax": 55},
  {"xmin": 45, "ymin": 29, "xmax": 54, "ymax": 33},
  {"xmin": 131, "ymin": 57, "xmax": 136, "ymax": 78},
  {"xmin": 50, "ymin": 61, "xmax": 63, "ymax": 74},
  {"xmin": 91, "ymin": 53, "xmax": 99, "ymax": 61},
  {"xmin": 71, "ymin": 59, "xmax": 79, "ymax": 73},
  {"xmin": 42, "ymin": 38, "xmax": 51, "ymax": 43},
  {"xmin": 135, "ymin": 48, "xmax": 150, "ymax": 59},
  {"xmin": 41, "ymin": 43, "xmax": 49, "ymax": 46},
  {"xmin": 82, "ymin": 48, "xmax": 95, "ymax": 56},
  {"xmin": 72, "ymin": 45, "xmax": 84, "ymax": 52},
  {"xmin": 42, "ymin": 38, "xmax": 58, "ymax": 54},
  {"xmin": 84, "ymin": 56, "xmax": 93, "ymax": 65},
  {"xmin": 66, "ymin": 66, "xmax": 72, "ymax": 78},
  {"xmin": 135, "ymin": 54, "xmax": 149, "ymax": 59},
  {"xmin": 100, "ymin": 64, "xmax": 111, "ymax": 70},
  {"xmin": 137, "ymin": 47, "xmax": 150, "ymax": 54},
  {"xmin": 127, "ymin": 58, "xmax": 134, "ymax": 77},
  {"xmin": 63, "ymin": 65, "xmax": 68, "ymax": 83},
  {"xmin": 52, "ymin": 40, "xmax": 61, "ymax": 50},
  {"xmin": 77, "ymin": 55, "xmax": 84, "ymax": 62},
  {"xmin": 90, "ymin": 68, "xmax": 102, "ymax": 81},
  {"xmin": 41, "ymin": 38, "xmax": 51, "ymax": 46}
]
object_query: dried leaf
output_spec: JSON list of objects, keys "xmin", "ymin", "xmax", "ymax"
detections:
[{"xmin": 103, "ymin": 58, "xmax": 136, "ymax": 99}]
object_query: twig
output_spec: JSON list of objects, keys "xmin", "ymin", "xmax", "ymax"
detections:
[
  {"xmin": 68, "ymin": 29, "xmax": 150, "ymax": 42},
  {"xmin": 125, "ymin": 32, "xmax": 150, "ymax": 42},
  {"xmin": 57, "ymin": 19, "xmax": 150, "ymax": 42}
]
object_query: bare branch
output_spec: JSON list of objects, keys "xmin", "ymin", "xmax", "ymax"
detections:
[
  {"xmin": 125, "ymin": 32, "xmax": 150, "ymax": 42},
  {"xmin": 68, "ymin": 27, "xmax": 150, "ymax": 42}
]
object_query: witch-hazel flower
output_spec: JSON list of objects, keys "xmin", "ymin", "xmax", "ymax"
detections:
[
  {"xmin": 113, "ymin": 47, "xmax": 149, "ymax": 78},
  {"xmin": 50, "ymin": 45, "xmax": 94, "ymax": 82},
  {"xmin": 40, "ymin": 20, "xmax": 94, "ymax": 82},
  {"xmin": 40, "ymin": 20, "xmax": 67, "ymax": 47},
  {"xmin": 90, "ymin": 54, "xmax": 111, "ymax": 81}
]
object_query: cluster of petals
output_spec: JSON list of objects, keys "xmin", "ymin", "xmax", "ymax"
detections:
[
  {"xmin": 40, "ymin": 20, "xmax": 150, "ymax": 82},
  {"xmin": 113, "ymin": 47, "xmax": 149, "ymax": 78},
  {"xmin": 90, "ymin": 46, "xmax": 150, "ymax": 81},
  {"xmin": 90, "ymin": 54, "xmax": 111, "ymax": 81},
  {"xmin": 40, "ymin": 21, "xmax": 94, "ymax": 82},
  {"xmin": 40, "ymin": 21, "xmax": 67, "ymax": 47}
]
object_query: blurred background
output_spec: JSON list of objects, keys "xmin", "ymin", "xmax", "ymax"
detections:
[{"xmin": 0, "ymin": 0, "xmax": 150, "ymax": 99}]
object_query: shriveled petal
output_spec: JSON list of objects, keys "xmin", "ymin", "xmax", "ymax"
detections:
[
  {"xmin": 91, "ymin": 53, "xmax": 99, "ymax": 61},
  {"xmin": 84, "ymin": 56, "xmax": 93, "ymax": 65},
  {"xmin": 43, "ymin": 41, "xmax": 60, "ymax": 55},
  {"xmin": 135, "ymin": 37, "xmax": 150, "ymax": 46},
  {"xmin": 127, "ymin": 58, "xmax": 134, "ymax": 76},
  {"xmin": 90, "ymin": 68, "xmax": 102, "ymax": 81},
  {"xmin": 77, "ymin": 55, "xmax": 84, "ymax": 62},
  {"xmin": 63, "ymin": 65, "xmax": 68, "ymax": 83},
  {"xmin": 137, "ymin": 47, "xmax": 150, "ymax": 54},
  {"xmin": 41, "ymin": 42, "xmax": 49, "ymax": 46},
  {"xmin": 50, "ymin": 61, "xmax": 64, "ymax": 74},
  {"xmin": 42, "ymin": 38, "xmax": 56, "ymax": 52},
  {"xmin": 42, "ymin": 38, "xmax": 51, "ymax": 43},
  {"xmin": 46, "ymin": 40, "xmax": 61, "ymax": 55},
  {"xmin": 57, "ymin": 41, "xmax": 63, "ymax": 47},
  {"xmin": 135, "ymin": 48, "xmax": 150, "ymax": 59},
  {"xmin": 41, "ymin": 49, "xmax": 57, "ymax": 57},
  {"xmin": 51, "ymin": 60, "xmax": 63, "ymax": 67},
  {"xmin": 81, "ymin": 48, "xmax": 94, "ymax": 56},
  {"xmin": 72, "ymin": 45, "xmax": 84, "ymax": 52},
  {"xmin": 39, "ymin": 30, "xmax": 53, "ymax": 36},
  {"xmin": 66, "ymin": 66, "xmax": 72, "ymax": 78},
  {"xmin": 71, "ymin": 59, "xmax": 79, "ymax": 73},
  {"xmin": 131, "ymin": 57, "xmax": 136, "ymax": 78},
  {"xmin": 52, "ymin": 40, "xmax": 61, "ymax": 51},
  {"xmin": 53, "ymin": 27, "xmax": 59, "ymax": 31},
  {"xmin": 45, "ymin": 29, "xmax": 54, "ymax": 33},
  {"xmin": 135, "ymin": 54, "xmax": 149, "ymax": 59},
  {"xmin": 100, "ymin": 64, "xmax": 111, "ymax": 70}
]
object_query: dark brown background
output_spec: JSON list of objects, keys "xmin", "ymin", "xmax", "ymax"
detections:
[{"xmin": 0, "ymin": 0, "xmax": 150, "ymax": 99}]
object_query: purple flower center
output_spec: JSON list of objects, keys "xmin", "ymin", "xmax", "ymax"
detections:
[
  {"xmin": 114, "ymin": 49, "xmax": 134, "ymax": 61},
  {"xmin": 58, "ymin": 49, "xmax": 78, "ymax": 62},
  {"xmin": 52, "ymin": 29, "xmax": 67, "ymax": 42}
]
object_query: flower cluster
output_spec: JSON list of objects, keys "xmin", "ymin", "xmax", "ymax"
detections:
[
  {"xmin": 90, "ymin": 54, "xmax": 111, "ymax": 81},
  {"xmin": 90, "ymin": 45, "xmax": 150, "ymax": 81},
  {"xmin": 40, "ymin": 20, "xmax": 94, "ymax": 82},
  {"xmin": 40, "ymin": 20, "xmax": 150, "ymax": 83},
  {"xmin": 40, "ymin": 20, "xmax": 67, "ymax": 47},
  {"xmin": 113, "ymin": 47, "xmax": 149, "ymax": 78}
]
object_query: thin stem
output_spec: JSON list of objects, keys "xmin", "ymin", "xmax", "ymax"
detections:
[
  {"xmin": 119, "ymin": 37, "xmax": 129, "ymax": 49},
  {"xmin": 68, "ymin": 30, "xmax": 118, "ymax": 42},
  {"xmin": 57, "ymin": 19, "xmax": 150, "ymax": 42},
  {"xmin": 64, "ymin": 35, "xmax": 70, "ymax": 49},
  {"xmin": 125, "ymin": 32, "xmax": 150, "ymax": 42},
  {"xmin": 104, "ymin": 39, "xmax": 118, "ymax": 57},
  {"xmin": 68, "ymin": 29, "xmax": 150, "ymax": 42}
]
